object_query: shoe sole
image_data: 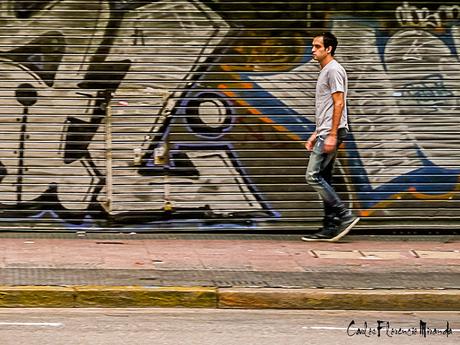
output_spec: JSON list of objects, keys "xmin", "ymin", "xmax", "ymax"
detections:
[
  {"xmin": 329, "ymin": 217, "xmax": 360, "ymax": 242},
  {"xmin": 301, "ymin": 236, "xmax": 334, "ymax": 242}
]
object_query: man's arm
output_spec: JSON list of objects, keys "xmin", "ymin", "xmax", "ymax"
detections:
[{"xmin": 323, "ymin": 91, "xmax": 344, "ymax": 153}]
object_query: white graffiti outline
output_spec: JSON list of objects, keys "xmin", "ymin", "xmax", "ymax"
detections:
[{"xmin": 396, "ymin": 1, "xmax": 460, "ymax": 29}]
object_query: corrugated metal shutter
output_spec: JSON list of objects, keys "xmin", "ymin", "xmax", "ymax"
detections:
[{"xmin": 0, "ymin": 1, "xmax": 459, "ymax": 232}]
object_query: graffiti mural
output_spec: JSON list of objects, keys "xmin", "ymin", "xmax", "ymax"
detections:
[
  {"xmin": 0, "ymin": 0, "xmax": 459, "ymax": 230},
  {"xmin": 244, "ymin": 20, "xmax": 460, "ymax": 217}
]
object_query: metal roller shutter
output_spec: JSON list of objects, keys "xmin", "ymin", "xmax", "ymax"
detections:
[{"xmin": 0, "ymin": 0, "xmax": 459, "ymax": 232}]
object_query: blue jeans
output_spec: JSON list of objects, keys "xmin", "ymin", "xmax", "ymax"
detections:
[{"xmin": 305, "ymin": 128, "xmax": 348, "ymax": 228}]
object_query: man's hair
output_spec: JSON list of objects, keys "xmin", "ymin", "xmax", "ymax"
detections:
[{"xmin": 317, "ymin": 32, "xmax": 338, "ymax": 56}]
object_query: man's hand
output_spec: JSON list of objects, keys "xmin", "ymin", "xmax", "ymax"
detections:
[
  {"xmin": 323, "ymin": 134, "xmax": 337, "ymax": 153},
  {"xmin": 305, "ymin": 132, "xmax": 317, "ymax": 151},
  {"xmin": 305, "ymin": 139, "xmax": 315, "ymax": 151}
]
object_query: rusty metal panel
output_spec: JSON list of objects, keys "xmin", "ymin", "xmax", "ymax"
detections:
[{"xmin": 0, "ymin": 1, "xmax": 458, "ymax": 232}]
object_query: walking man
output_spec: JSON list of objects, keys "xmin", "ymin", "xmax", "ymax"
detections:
[{"xmin": 301, "ymin": 32, "xmax": 360, "ymax": 242}]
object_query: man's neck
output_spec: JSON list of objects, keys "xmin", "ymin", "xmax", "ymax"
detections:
[{"xmin": 320, "ymin": 56, "xmax": 334, "ymax": 69}]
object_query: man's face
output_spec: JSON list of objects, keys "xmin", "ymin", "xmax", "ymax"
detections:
[{"xmin": 312, "ymin": 36, "xmax": 330, "ymax": 62}]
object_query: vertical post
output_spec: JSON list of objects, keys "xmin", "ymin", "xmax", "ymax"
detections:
[
  {"xmin": 163, "ymin": 139, "xmax": 172, "ymax": 213},
  {"xmin": 104, "ymin": 90, "xmax": 113, "ymax": 214},
  {"xmin": 15, "ymin": 83, "xmax": 38, "ymax": 204}
]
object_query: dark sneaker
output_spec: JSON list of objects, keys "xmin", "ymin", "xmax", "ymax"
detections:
[
  {"xmin": 301, "ymin": 227, "xmax": 338, "ymax": 242},
  {"xmin": 334, "ymin": 214, "xmax": 360, "ymax": 240},
  {"xmin": 301, "ymin": 216, "xmax": 360, "ymax": 242}
]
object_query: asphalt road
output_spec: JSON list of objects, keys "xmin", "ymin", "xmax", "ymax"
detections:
[{"xmin": 0, "ymin": 308, "xmax": 458, "ymax": 345}]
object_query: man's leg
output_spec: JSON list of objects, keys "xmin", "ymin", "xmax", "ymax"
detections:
[
  {"xmin": 304, "ymin": 140, "xmax": 345, "ymax": 213},
  {"xmin": 321, "ymin": 151, "xmax": 338, "ymax": 230},
  {"xmin": 302, "ymin": 135, "xmax": 359, "ymax": 241}
]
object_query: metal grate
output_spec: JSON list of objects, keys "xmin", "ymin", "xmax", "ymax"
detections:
[{"xmin": 0, "ymin": 1, "xmax": 459, "ymax": 233}]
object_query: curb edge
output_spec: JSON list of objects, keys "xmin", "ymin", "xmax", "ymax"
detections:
[{"xmin": 0, "ymin": 286, "xmax": 459, "ymax": 310}]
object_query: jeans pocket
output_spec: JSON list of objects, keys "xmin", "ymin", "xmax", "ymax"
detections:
[{"xmin": 313, "ymin": 137, "xmax": 324, "ymax": 154}]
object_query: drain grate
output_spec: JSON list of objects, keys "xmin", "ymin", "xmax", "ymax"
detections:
[{"xmin": 212, "ymin": 280, "xmax": 270, "ymax": 287}]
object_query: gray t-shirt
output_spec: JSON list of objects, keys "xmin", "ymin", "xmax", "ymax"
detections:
[{"xmin": 315, "ymin": 59, "xmax": 348, "ymax": 137}]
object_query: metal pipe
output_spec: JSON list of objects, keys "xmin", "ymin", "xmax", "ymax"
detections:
[{"xmin": 105, "ymin": 90, "xmax": 113, "ymax": 214}]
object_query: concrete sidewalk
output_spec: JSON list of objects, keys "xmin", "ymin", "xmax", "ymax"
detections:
[{"xmin": 0, "ymin": 233, "xmax": 458, "ymax": 310}]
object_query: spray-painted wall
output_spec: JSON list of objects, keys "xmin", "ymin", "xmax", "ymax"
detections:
[{"xmin": 0, "ymin": 0, "xmax": 459, "ymax": 232}]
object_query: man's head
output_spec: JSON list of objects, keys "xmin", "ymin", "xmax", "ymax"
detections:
[{"xmin": 312, "ymin": 32, "xmax": 338, "ymax": 63}]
